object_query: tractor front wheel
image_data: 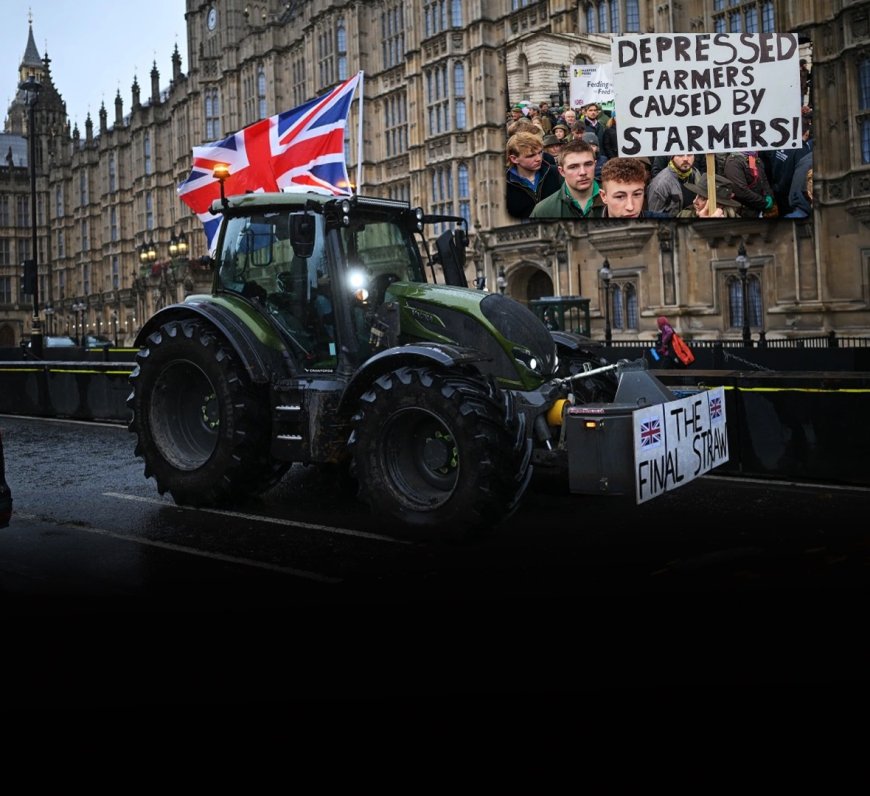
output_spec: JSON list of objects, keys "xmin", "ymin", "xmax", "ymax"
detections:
[{"xmin": 350, "ymin": 366, "xmax": 532, "ymax": 539}]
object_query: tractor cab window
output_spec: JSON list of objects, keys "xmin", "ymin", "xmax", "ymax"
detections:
[
  {"xmin": 335, "ymin": 217, "xmax": 426, "ymax": 359},
  {"xmin": 217, "ymin": 211, "xmax": 337, "ymax": 369},
  {"xmin": 337, "ymin": 218, "xmax": 425, "ymax": 307}
]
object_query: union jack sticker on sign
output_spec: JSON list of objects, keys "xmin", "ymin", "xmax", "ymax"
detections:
[{"xmin": 639, "ymin": 417, "xmax": 662, "ymax": 449}]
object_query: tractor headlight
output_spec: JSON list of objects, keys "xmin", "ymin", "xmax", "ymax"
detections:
[
  {"xmin": 348, "ymin": 268, "xmax": 369, "ymax": 301},
  {"xmin": 512, "ymin": 347, "xmax": 540, "ymax": 374}
]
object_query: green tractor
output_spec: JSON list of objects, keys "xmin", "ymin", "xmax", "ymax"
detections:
[{"xmin": 127, "ymin": 190, "xmax": 670, "ymax": 538}]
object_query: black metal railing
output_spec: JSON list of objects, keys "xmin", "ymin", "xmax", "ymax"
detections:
[{"xmin": 596, "ymin": 332, "xmax": 870, "ymax": 349}]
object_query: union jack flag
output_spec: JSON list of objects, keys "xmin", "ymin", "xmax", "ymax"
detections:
[
  {"xmin": 710, "ymin": 395, "xmax": 723, "ymax": 420},
  {"xmin": 639, "ymin": 418, "xmax": 662, "ymax": 448},
  {"xmin": 178, "ymin": 71, "xmax": 363, "ymax": 252}
]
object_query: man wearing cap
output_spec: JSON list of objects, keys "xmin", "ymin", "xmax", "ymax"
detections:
[
  {"xmin": 676, "ymin": 178, "xmax": 741, "ymax": 218},
  {"xmin": 551, "ymin": 122, "xmax": 570, "ymax": 141},
  {"xmin": 542, "ymin": 134, "xmax": 562, "ymax": 158},
  {"xmin": 531, "ymin": 139, "xmax": 604, "ymax": 219}
]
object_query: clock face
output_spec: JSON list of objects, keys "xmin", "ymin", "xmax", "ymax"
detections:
[{"xmin": 207, "ymin": 7, "xmax": 217, "ymax": 31}]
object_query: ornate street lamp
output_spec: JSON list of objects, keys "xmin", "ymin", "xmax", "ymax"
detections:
[
  {"xmin": 496, "ymin": 267, "xmax": 507, "ymax": 295},
  {"xmin": 736, "ymin": 241, "xmax": 751, "ymax": 347},
  {"xmin": 558, "ymin": 64, "xmax": 570, "ymax": 109},
  {"xmin": 139, "ymin": 239, "xmax": 156, "ymax": 270},
  {"xmin": 598, "ymin": 259, "xmax": 612, "ymax": 346},
  {"xmin": 71, "ymin": 300, "xmax": 87, "ymax": 345},
  {"xmin": 19, "ymin": 75, "xmax": 42, "ymax": 357}
]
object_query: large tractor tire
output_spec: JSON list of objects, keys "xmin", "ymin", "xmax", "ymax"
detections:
[
  {"xmin": 350, "ymin": 366, "xmax": 532, "ymax": 539},
  {"xmin": 127, "ymin": 319, "xmax": 287, "ymax": 506}
]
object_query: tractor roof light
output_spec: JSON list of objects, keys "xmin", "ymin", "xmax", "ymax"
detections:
[{"xmin": 213, "ymin": 164, "xmax": 231, "ymax": 207}]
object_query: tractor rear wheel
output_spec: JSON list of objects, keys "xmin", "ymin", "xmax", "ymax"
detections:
[
  {"xmin": 350, "ymin": 366, "xmax": 532, "ymax": 539},
  {"xmin": 127, "ymin": 318, "xmax": 287, "ymax": 506}
]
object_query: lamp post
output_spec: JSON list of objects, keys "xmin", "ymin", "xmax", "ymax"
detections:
[
  {"xmin": 598, "ymin": 259, "xmax": 612, "ymax": 346},
  {"xmin": 71, "ymin": 300, "xmax": 87, "ymax": 345},
  {"xmin": 736, "ymin": 241, "xmax": 751, "ymax": 347},
  {"xmin": 43, "ymin": 303, "xmax": 54, "ymax": 336},
  {"xmin": 169, "ymin": 231, "xmax": 188, "ymax": 270},
  {"xmin": 496, "ymin": 267, "xmax": 507, "ymax": 295},
  {"xmin": 20, "ymin": 75, "xmax": 42, "ymax": 357},
  {"xmin": 111, "ymin": 311, "xmax": 119, "ymax": 347},
  {"xmin": 558, "ymin": 65, "xmax": 570, "ymax": 109}
]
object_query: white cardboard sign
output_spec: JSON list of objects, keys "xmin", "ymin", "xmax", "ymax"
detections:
[
  {"xmin": 611, "ymin": 33, "xmax": 803, "ymax": 157},
  {"xmin": 634, "ymin": 387, "xmax": 729, "ymax": 503},
  {"xmin": 570, "ymin": 63, "xmax": 615, "ymax": 109}
]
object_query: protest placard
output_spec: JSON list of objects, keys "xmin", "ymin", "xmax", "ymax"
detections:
[
  {"xmin": 634, "ymin": 387, "xmax": 728, "ymax": 503},
  {"xmin": 570, "ymin": 63, "xmax": 614, "ymax": 109},
  {"xmin": 611, "ymin": 33, "xmax": 803, "ymax": 157}
]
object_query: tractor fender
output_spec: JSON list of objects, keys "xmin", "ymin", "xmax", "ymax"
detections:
[
  {"xmin": 133, "ymin": 301, "xmax": 286, "ymax": 385},
  {"xmin": 338, "ymin": 342, "xmax": 489, "ymax": 415}
]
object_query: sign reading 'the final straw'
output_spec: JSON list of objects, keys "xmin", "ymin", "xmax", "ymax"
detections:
[{"xmin": 633, "ymin": 387, "xmax": 729, "ymax": 504}]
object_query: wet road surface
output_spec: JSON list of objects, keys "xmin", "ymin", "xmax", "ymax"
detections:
[{"xmin": 2, "ymin": 414, "xmax": 869, "ymax": 710}]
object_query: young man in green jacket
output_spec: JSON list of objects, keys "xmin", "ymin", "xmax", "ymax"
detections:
[{"xmin": 530, "ymin": 139, "xmax": 604, "ymax": 219}]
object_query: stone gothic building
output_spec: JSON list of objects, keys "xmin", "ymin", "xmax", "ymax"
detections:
[{"xmin": 0, "ymin": 0, "xmax": 868, "ymax": 348}]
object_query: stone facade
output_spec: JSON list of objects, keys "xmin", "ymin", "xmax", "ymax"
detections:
[{"xmin": 0, "ymin": 0, "xmax": 868, "ymax": 348}]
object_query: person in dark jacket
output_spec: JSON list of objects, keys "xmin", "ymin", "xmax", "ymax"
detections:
[
  {"xmin": 505, "ymin": 131, "xmax": 562, "ymax": 219},
  {"xmin": 580, "ymin": 102, "xmax": 606, "ymax": 149},
  {"xmin": 784, "ymin": 154, "xmax": 813, "ymax": 218},
  {"xmin": 723, "ymin": 151, "xmax": 776, "ymax": 218},
  {"xmin": 760, "ymin": 116, "xmax": 812, "ymax": 216},
  {"xmin": 602, "ymin": 115, "xmax": 619, "ymax": 160}
]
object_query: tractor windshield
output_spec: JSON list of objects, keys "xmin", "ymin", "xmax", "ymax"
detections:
[
  {"xmin": 217, "ymin": 211, "xmax": 337, "ymax": 367},
  {"xmin": 336, "ymin": 217, "xmax": 426, "ymax": 301}
]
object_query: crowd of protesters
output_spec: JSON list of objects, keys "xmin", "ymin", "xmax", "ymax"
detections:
[{"xmin": 505, "ymin": 99, "xmax": 814, "ymax": 221}]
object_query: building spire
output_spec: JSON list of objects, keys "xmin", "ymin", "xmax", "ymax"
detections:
[{"xmin": 22, "ymin": 17, "xmax": 42, "ymax": 69}]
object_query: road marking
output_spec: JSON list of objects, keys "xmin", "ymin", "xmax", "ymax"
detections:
[
  {"xmin": 701, "ymin": 474, "xmax": 870, "ymax": 494},
  {"xmin": 14, "ymin": 510, "xmax": 341, "ymax": 584},
  {"xmin": 103, "ymin": 491, "xmax": 410, "ymax": 544}
]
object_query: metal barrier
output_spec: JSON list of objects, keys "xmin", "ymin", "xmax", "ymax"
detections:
[
  {"xmin": 0, "ymin": 360, "xmax": 867, "ymax": 489},
  {"xmin": 0, "ymin": 360, "xmax": 134, "ymax": 423}
]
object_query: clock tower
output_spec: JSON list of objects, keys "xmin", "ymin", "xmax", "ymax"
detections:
[{"xmin": 188, "ymin": 1, "xmax": 261, "ymax": 80}]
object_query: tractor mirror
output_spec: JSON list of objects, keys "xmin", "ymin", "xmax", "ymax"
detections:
[
  {"xmin": 434, "ymin": 229, "xmax": 467, "ymax": 287},
  {"xmin": 290, "ymin": 213, "xmax": 315, "ymax": 258}
]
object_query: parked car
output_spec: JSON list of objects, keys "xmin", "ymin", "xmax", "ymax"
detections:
[
  {"xmin": 0, "ymin": 428, "xmax": 11, "ymax": 528},
  {"xmin": 83, "ymin": 334, "xmax": 112, "ymax": 348},
  {"xmin": 23, "ymin": 335, "xmax": 78, "ymax": 349}
]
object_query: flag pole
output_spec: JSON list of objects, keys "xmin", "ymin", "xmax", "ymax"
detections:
[{"xmin": 355, "ymin": 71, "xmax": 364, "ymax": 196}]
